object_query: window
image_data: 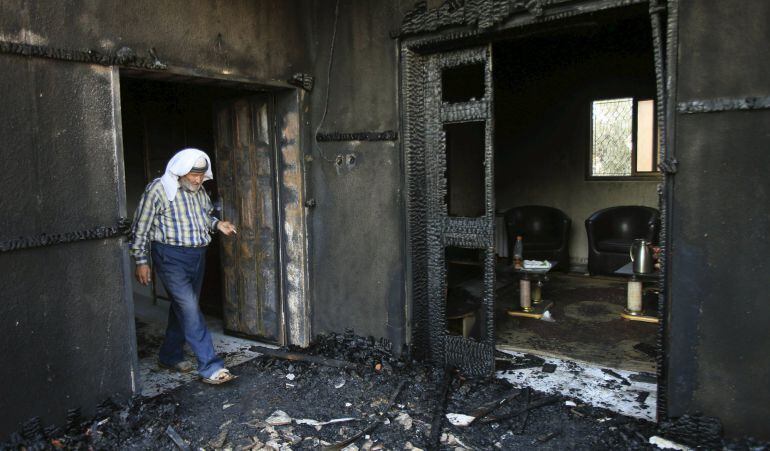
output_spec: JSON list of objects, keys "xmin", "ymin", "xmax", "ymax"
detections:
[{"xmin": 589, "ymin": 97, "xmax": 659, "ymax": 178}]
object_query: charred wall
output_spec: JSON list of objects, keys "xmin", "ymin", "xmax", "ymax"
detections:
[
  {"xmin": 0, "ymin": 57, "xmax": 135, "ymax": 437},
  {"xmin": 0, "ymin": 1, "xmax": 310, "ymax": 82},
  {"xmin": 668, "ymin": 0, "xmax": 770, "ymax": 440},
  {"xmin": 305, "ymin": 1, "xmax": 409, "ymax": 350},
  {"xmin": 0, "ymin": 0, "xmax": 410, "ymax": 437}
]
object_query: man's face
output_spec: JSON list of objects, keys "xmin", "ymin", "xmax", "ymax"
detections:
[{"xmin": 179, "ymin": 172, "xmax": 205, "ymax": 192}]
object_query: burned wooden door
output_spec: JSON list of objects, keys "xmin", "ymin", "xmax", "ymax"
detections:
[
  {"xmin": 214, "ymin": 95, "xmax": 282, "ymax": 343},
  {"xmin": 424, "ymin": 46, "xmax": 496, "ymax": 376}
]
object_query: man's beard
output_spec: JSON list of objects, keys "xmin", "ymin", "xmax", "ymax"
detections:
[{"xmin": 179, "ymin": 178, "xmax": 201, "ymax": 192}]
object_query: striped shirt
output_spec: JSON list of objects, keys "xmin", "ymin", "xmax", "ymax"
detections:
[{"xmin": 130, "ymin": 179, "xmax": 219, "ymax": 265}]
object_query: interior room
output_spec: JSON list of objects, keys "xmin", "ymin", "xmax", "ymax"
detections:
[
  {"xmin": 120, "ymin": 76, "xmax": 263, "ymax": 394},
  {"xmin": 444, "ymin": 6, "xmax": 662, "ymax": 373}
]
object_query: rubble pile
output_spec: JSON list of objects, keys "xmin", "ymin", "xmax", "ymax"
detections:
[
  {"xmin": 2, "ymin": 332, "xmax": 768, "ymax": 450},
  {"xmin": 297, "ymin": 329, "xmax": 404, "ymax": 370},
  {"xmin": 1, "ymin": 394, "xmax": 180, "ymax": 450}
]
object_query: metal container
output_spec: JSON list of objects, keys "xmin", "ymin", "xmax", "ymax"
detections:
[{"xmin": 630, "ymin": 238, "xmax": 653, "ymax": 274}]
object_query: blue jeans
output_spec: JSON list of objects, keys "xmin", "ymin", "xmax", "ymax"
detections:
[{"xmin": 151, "ymin": 242, "xmax": 223, "ymax": 378}]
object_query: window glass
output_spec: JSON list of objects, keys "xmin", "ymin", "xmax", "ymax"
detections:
[{"xmin": 591, "ymin": 98, "xmax": 633, "ymax": 177}]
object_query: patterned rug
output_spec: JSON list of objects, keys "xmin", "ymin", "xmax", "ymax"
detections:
[{"xmin": 494, "ymin": 271, "xmax": 658, "ymax": 372}]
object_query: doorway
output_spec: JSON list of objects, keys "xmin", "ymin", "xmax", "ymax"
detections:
[
  {"xmin": 491, "ymin": 6, "xmax": 662, "ymax": 373},
  {"xmin": 118, "ymin": 74, "xmax": 309, "ymax": 394},
  {"xmin": 403, "ymin": 4, "xmax": 666, "ymax": 380},
  {"xmin": 121, "ymin": 77, "xmax": 235, "ymax": 318}
]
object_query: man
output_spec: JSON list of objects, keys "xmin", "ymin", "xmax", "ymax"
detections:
[{"xmin": 131, "ymin": 147, "xmax": 237, "ymax": 384}]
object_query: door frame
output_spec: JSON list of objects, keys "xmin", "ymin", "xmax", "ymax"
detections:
[
  {"xmin": 399, "ymin": 0, "xmax": 675, "ymax": 419},
  {"xmin": 114, "ymin": 67, "xmax": 312, "ymax": 348},
  {"xmin": 423, "ymin": 45, "xmax": 497, "ymax": 377}
]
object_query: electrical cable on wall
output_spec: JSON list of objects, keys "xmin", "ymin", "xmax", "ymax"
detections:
[{"xmin": 314, "ymin": 0, "xmax": 341, "ymax": 163}]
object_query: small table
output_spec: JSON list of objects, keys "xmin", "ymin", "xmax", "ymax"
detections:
[
  {"xmin": 507, "ymin": 261, "xmax": 557, "ymax": 319},
  {"xmin": 614, "ymin": 262, "xmax": 659, "ymax": 323},
  {"xmin": 446, "ymin": 288, "xmax": 481, "ymax": 338}
]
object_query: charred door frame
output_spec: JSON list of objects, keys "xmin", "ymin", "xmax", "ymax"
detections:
[
  {"xmin": 115, "ymin": 67, "xmax": 313, "ymax": 348},
  {"xmin": 425, "ymin": 46, "xmax": 497, "ymax": 377},
  {"xmin": 400, "ymin": 0, "xmax": 677, "ymax": 419}
]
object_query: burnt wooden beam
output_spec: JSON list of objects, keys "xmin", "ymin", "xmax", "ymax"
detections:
[
  {"xmin": 516, "ymin": 388, "xmax": 532, "ymax": 434},
  {"xmin": 0, "ymin": 40, "xmax": 167, "ymax": 69},
  {"xmin": 0, "ymin": 219, "xmax": 130, "ymax": 253},
  {"xmin": 324, "ymin": 380, "xmax": 406, "ymax": 451},
  {"xmin": 480, "ymin": 396, "xmax": 560, "ymax": 423},
  {"xmin": 677, "ymin": 96, "xmax": 770, "ymax": 114},
  {"xmin": 428, "ymin": 370, "xmax": 453, "ymax": 449},
  {"xmin": 399, "ymin": 0, "xmax": 648, "ymax": 38},
  {"xmin": 249, "ymin": 345, "xmax": 363, "ymax": 371},
  {"xmin": 315, "ymin": 131, "xmax": 399, "ymax": 142},
  {"xmin": 468, "ymin": 388, "xmax": 523, "ymax": 426}
]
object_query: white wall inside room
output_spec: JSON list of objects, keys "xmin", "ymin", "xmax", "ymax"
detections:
[{"xmin": 496, "ymin": 174, "xmax": 659, "ymax": 265}]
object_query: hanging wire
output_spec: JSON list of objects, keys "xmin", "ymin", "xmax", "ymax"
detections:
[{"xmin": 314, "ymin": 0, "xmax": 341, "ymax": 163}]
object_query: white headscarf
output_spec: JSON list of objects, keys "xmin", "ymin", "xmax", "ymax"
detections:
[{"xmin": 160, "ymin": 148, "xmax": 214, "ymax": 201}]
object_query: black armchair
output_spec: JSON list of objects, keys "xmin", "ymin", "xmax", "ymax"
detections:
[
  {"xmin": 504, "ymin": 205, "xmax": 571, "ymax": 271},
  {"xmin": 585, "ymin": 205, "xmax": 660, "ymax": 276}
]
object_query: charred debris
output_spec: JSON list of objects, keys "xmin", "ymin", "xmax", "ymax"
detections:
[{"xmin": 2, "ymin": 331, "xmax": 766, "ymax": 450}]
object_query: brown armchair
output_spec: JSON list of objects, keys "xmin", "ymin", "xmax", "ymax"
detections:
[
  {"xmin": 503, "ymin": 205, "xmax": 571, "ymax": 271},
  {"xmin": 585, "ymin": 205, "xmax": 660, "ymax": 276}
]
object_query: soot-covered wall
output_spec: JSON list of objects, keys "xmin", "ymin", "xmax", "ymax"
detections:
[
  {"xmin": 0, "ymin": 56, "xmax": 134, "ymax": 439},
  {"xmin": 667, "ymin": 0, "xmax": 770, "ymax": 439},
  {"xmin": 0, "ymin": 0, "xmax": 410, "ymax": 436},
  {"xmin": 494, "ymin": 11, "xmax": 659, "ymax": 265},
  {"xmin": 305, "ymin": 1, "xmax": 408, "ymax": 350}
]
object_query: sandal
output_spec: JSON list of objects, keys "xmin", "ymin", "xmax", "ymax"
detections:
[
  {"xmin": 202, "ymin": 368, "xmax": 236, "ymax": 385},
  {"xmin": 158, "ymin": 360, "xmax": 194, "ymax": 373}
]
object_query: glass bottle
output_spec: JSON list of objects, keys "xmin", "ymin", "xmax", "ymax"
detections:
[{"xmin": 513, "ymin": 235, "xmax": 524, "ymax": 269}]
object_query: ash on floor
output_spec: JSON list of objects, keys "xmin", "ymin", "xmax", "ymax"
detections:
[
  {"xmin": 495, "ymin": 350, "xmax": 657, "ymax": 421},
  {"xmin": 5, "ymin": 332, "xmax": 766, "ymax": 451}
]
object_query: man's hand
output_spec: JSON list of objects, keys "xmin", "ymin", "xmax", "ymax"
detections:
[
  {"xmin": 135, "ymin": 264, "xmax": 152, "ymax": 286},
  {"xmin": 217, "ymin": 220, "xmax": 237, "ymax": 236}
]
